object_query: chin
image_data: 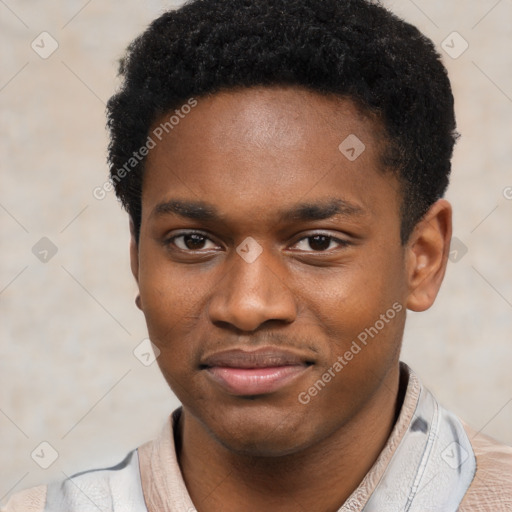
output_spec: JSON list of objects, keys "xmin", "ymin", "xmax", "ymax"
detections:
[
  {"xmin": 200, "ymin": 401, "xmax": 319, "ymax": 457},
  {"xmin": 216, "ymin": 428, "xmax": 312, "ymax": 457}
]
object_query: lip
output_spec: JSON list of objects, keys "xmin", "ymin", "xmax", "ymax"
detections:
[{"xmin": 201, "ymin": 347, "xmax": 314, "ymax": 396}]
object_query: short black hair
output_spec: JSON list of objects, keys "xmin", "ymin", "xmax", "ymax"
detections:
[{"xmin": 106, "ymin": 0, "xmax": 457, "ymax": 244}]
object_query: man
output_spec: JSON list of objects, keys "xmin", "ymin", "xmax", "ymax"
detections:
[{"xmin": 3, "ymin": 0, "xmax": 511, "ymax": 510}]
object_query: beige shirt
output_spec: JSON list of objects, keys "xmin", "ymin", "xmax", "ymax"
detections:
[{"xmin": 3, "ymin": 363, "xmax": 512, "ymax": 511}]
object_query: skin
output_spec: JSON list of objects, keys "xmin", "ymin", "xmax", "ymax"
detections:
[{"xmin": 130, "ymin": 86, "xmax": 452, "ymax": 511}]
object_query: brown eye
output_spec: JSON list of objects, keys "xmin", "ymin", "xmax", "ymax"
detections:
[
  {"xmin": 307, "ymin": 235, "xmax": 332, "ymax": 251},
  {"xmin": 293, "ymin": 234, "xmax": 349, "ymax": 252},
  {"xmin": 167, "ymin": 232, "xmax": 218, "ymax": 251},
  {"xmin": 182, "ymin": 234, "xmax": 207, "ymax": 250}
]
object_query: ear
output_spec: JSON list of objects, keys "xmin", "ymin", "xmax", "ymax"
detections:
[
  {"xmin": 405, "ymin": 199, "xmax": 452, "ymax": 312},
  {"xmin": 129, "ymin": 217, "xmax": 140, "ymax": 286}
]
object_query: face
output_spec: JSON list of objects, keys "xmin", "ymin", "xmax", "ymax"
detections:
[{"xmin": 133, "ymin": 86, "xmax": 419, "ymax": 456}]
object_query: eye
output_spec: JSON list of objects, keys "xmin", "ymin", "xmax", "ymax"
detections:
[
  {"xmin": 166, "ymin": 232, "xmax": 219, "ymax": 251},
  {"xmin": 292, "ymin": 234, "xmax": 349, "ymax": 252}
]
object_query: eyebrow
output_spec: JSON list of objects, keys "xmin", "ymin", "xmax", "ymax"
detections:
[{"xmin": 151, "ymin": 198, "xmax": 366, "ymax": 223}]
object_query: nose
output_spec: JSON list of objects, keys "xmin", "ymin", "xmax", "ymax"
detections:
[{"xmin": 207, "ymin": 245, "xmax": 298, "ymax": 332}]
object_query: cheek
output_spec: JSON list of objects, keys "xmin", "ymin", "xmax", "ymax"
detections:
[
  {"xmin": 137, "ymin": 249, "xmax": 194, "ymax": 350},
  {"xmin": 139, "ymin": 242, "xmax": 195, "ymax": 316},
  {"xmin": 298, "ymin": 274, "xmax": 405, "ymax": 420},
  {"xmin": 139, "ymin": 269, "xmax": 205, "ymax": 399},
  {"xmin": 136, "ymin": 246, "xmax": 222, "ymax": 383},
  {"xmin": 300, "ymin": 249, "xmax": 406, "ymax": 363}
]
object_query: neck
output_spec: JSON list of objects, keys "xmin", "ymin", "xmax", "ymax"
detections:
[{"xmin": 177, "ymin": 366, "xmax": 404, "ymax": 512}]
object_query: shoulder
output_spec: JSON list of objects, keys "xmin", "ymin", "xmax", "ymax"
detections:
[
  {"xmin": 460, "ymin": 420, "xmax": 512, "ymax": 511},
  {"xmin": 1, "ymin": 449, "xmax": 148, "ymax": 512},
  {"xmin": 464, "ymin": 420, "xmax": 512, "ymax": 482},
  {"xmin": 0, "ymin": 486, "xmax": 46, "ymax": 512}
]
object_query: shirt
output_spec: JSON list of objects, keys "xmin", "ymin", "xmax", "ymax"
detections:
[{"xmin": 2, "ymin": 362, "xmax": 512, "ymax": 511}]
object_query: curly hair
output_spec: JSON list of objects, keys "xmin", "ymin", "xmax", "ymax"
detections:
[{"xmin": 106, "ymin": 0, "xmax": 457, "ymax": 244}]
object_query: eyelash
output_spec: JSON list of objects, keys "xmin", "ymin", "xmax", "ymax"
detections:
[{"xmin": 164, "ymin": 231, "xmax": 351, "ymax": 253}]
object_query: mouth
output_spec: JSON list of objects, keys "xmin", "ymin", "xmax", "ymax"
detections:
[{"xmin": 200, "ymin": 347, "xmax": 314, "ymax": 396}]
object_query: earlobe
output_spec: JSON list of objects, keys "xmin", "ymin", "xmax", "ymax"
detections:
[
  {"xmin": 405, "ymin": 199, "xmax": 452, "ymax": 312},
  {"xmin": 130, "ymin": 218, "xmax": 143, "ymax": 310},
  {"xmin": 129, "ymin": 217, "xmax": 140, "ymax": 286}
]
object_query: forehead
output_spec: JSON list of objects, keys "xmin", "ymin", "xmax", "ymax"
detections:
[
  {"xmin": 149, "ymin": 86, "xmax": 382, "ymax": 153},
  {"xmin": 142, "ymin": 86, "xmax": 400, "ymax": 228}
]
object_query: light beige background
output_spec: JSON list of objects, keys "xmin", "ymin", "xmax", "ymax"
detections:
[{"xmin": 1, "ymin": 0, "xmax": 511, "ymax": 499}]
